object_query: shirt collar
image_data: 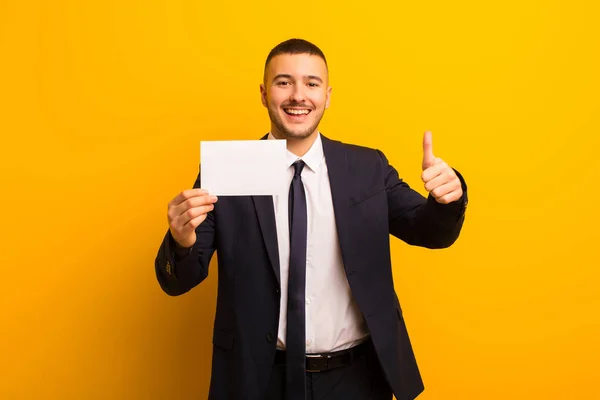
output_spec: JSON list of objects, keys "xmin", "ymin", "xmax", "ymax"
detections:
[{"xmin": 267, "ymin": 132, "xmax": 325, "ymax": 172}]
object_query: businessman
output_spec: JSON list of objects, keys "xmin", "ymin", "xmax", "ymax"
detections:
[{"xmin": 155, "ymin": 38, "xmax": 467, "ymax": 400}]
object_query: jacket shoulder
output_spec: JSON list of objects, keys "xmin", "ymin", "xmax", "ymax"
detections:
[{"xmin": 325, "ymin": 137, "xmax": 388, "ymax": 167}]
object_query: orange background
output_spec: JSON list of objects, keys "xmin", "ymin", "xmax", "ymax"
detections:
[{"xmin": 1, "ymin": 1, "xmax": 599, "ymax": 399}]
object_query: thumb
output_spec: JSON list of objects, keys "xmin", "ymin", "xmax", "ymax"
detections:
[{"xmin": 422, "ymin": 131, "xmax": 435, "ymax": 170}]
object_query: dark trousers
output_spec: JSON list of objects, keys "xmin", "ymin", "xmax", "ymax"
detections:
[{"xmin": 265, "ymin": 340, "xmax": 392, "ymax": 400}]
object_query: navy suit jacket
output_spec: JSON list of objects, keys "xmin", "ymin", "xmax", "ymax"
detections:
[{"xmin": 155, "ymin": 134, "xmax": 467, "ymax": 400}]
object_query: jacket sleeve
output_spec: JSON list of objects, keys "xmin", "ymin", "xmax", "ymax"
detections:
[
  {"xmin": 154, "ymin": 170, "xmax": 216, "ymax": 296},
  {"xmin": 379, "ymin": 150, "xmax": 468, "ymax": 248}
]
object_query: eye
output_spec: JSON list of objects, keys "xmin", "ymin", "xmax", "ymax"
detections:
[
  {"xmin": 277, "ymin": 81, "xmax": 291, "ymax": 86},
  {"xmin": 308, "ymin": 82, "xmax": 320, "ymax": 87}
]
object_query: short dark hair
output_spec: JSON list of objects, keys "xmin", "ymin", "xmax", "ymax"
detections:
[{"xmin": 264, "ymin": 38, "xmax": 328, "ymax": 72}]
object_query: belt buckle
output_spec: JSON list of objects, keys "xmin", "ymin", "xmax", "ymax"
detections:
[{"xmin": 306, "ymin": 354, "xmax": 332, "ymax": 373}]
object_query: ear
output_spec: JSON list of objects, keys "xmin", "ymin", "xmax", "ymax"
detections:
[
  {"xmin": 260, "ymin": 83, "xmax": 267, "ymax": 108},
  {"xmin": 325, "ymin": 86, "xmax": 332, "ymax": 109}
]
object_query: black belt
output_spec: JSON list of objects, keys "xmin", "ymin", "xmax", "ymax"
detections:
[{"xmin": 274, "ymin": 339, "xmax": 371, "ymax": 373}]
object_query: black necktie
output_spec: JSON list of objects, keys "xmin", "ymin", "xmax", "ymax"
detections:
[{"xmin": 286, "ymin": 160, "xmax": 307, "ymax": 400}]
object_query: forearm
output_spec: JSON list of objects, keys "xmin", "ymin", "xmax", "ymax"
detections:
[
  {"xmin": 155, "ymin": 230, "xmax": 215, "ymax": 296},
  {"xmin": 402, "ymin": 185, "xmax": 467, "ymax": 248},
  {"xmin": 387, "ymin": 163, "xmax": 468, "ymax": 248}
]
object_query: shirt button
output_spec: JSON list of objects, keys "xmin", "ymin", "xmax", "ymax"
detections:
[
  {"xmin": 266, "ymin": 333, "xmax": 274, "ymax": 343},
  {"xmin": 305, "ymin": 298, "xmax": 310, "ymax": 305},
  {"xmin": 306, "ymin": 339, "xmax": 312, "ymax": 346}
]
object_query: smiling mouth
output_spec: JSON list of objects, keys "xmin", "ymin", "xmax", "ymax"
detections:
[{"xmin": 284, "ymin": 108, "xmax": 311, "ymax": 116}]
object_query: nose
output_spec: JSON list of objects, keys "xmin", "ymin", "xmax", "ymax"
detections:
[{"xmin": 289, "ymin": 84, "xmax": 305, "ymax": 104}]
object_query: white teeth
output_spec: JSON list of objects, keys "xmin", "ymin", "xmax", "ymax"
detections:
[{"xmin": 285, "ymin": 109, "xmax": 310, "ymax": 115}]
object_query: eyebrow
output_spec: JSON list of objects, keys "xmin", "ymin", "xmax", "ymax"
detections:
[{"xmin": 272, "ymin": 74, "xmax": 324, "ymax": 84}]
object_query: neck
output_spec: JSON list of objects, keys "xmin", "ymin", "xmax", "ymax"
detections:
[{"xmin": 272, "ymin": 130, "xmax": 318, "ymax": 157}]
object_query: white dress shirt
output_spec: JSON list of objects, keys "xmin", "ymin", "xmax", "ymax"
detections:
[{"xmin": 268, "ymin": 132, "xmax": 369, "ymax": 353}]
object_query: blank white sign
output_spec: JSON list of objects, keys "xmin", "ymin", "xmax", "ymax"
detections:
[{"xmin": 200, "ymin": 139, "xmax": 287, "ymax": 196}]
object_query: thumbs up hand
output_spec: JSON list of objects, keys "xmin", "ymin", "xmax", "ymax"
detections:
[{"xmin": 421, "ymin": 131, "xmax": 463, "ymax": 204}]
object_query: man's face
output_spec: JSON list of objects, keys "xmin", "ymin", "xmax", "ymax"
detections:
[{"xmin": 260, "ymin": 53, "xmax": 331, "ymax": 140}]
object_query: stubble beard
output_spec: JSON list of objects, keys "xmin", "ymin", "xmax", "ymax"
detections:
[{"xmin": 268, "ymin": 105, "xmax": 325, "ymax": 140}]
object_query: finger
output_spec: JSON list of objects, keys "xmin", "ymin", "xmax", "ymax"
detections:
[
  {"xmin": 422, "ymin": 158, "xmax": 452, "ymax": 183},
  {"xmin": 168, "ymin": 188, "xmax": 210, "ymax": 208},
  {"xmin": 169, "ymin": 202, "xmax": 215, "ymax": 226},
  {"xmin": 167, "ymin": 200, "xmax": 216, "ymax": 226},
  {"xmin": 421, "ymin": 162, "xmax": 445, "ymax": 183},
  {"xmin": 423, "ymin": 162, "xmax": 453, "ymax": 190},
  {"xmin": 177, "ymin": 209, "xmax": 212, "ymax": 235},
  {"xmin": 422, "ymin": 131, "xmax": 435, "ymax": 170},
  {"xmin": 185, "ymin": 213, "xmax": 208, "ymax": 230},
  {"xmin": 424, "ymin": 172, "xmax": 451, "ymax": 193},
  {"xmin": 169, "ymin": 194, "xmax": 218, "ymax": 221},
  {"xmin": 170, "ymin": 218, "xmax": 202, "ymax": 246},
  {"xmin": 182, "ymin": 202, "xmax": 215, "ymax": 223},
  {"xmin": 430, "ymin": 180, "xmax": 461, "ymax": 200},
  {"xmin": 436, "ymin": 189, "xmax": 463, "ymax": 204}
]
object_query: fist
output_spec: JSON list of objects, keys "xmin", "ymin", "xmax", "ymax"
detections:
[
  {"xmin": 421, "ymin": 131, "xmax": 463, "ymax": 204},
  {"xmin": 167, "ymin": 189, "xmax": 218, "ymax": 248}
]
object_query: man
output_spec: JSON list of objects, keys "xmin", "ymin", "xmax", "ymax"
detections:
[{"xmin": 155, "ymin": 38, "xmax": 467, "ymax": 400}]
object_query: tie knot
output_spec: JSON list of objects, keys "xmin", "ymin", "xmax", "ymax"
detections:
[{"xmin": 293, "ymin": 160, "xmax": 305, "ymax": 177}]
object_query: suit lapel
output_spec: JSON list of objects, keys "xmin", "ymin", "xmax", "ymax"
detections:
[
  {"xmin": 321, "ymin": 135, "xmax": 353, "ymax": 266},
  {"xmin": 252, "ymin": 195, "xmax": 281, "ymax": 285},
  {"xmin": 253, "ymin": 132, "xmax": 281, "ymax": 286}
]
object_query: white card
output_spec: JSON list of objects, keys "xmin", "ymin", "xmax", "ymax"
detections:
[{"xmin": 200, "ymin": 139, "xmax": 288, "ymax": 196}]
